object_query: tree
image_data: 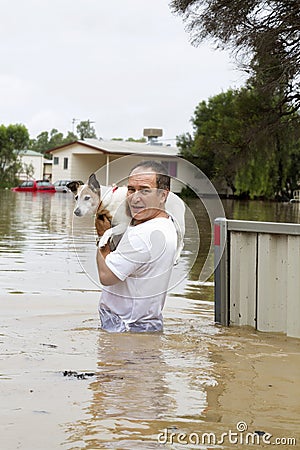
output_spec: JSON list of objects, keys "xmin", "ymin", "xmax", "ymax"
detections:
[
  {"xmin": 29, "ymin": 129, "xmax": 78, "ymax": 157},
  {"xmin": 126, "ymin": 137, "xmax": 147, "ymax": 143},
  {"xmin": 48, "ymin": 129, "xmax": 65, "ymax": 148},
  {"xmin": 76, "ymin": 120, "xmax": 97, "ymax": 140},
  {"xmin": 0, "ymin": 124, "xmax": 29, "ymax": 187},
  {"xmin": 22, "ymin": 162, "xmax": 35, "ymax": 180},
  {"xmin": 111, "ymin": 137, "xmax": 147, "ymax": 143},
  {"xmin": 171, "ymin": 0, "xmax": 300, "ymax": 198},
  {"xmin": 29, "ymin": 131, "xmax": 49, "ymax": 153},
  {"xmin": 178, "ymin": 89, "xmax": 257, "ymax": 193},
  {"xmin": 64, "ymin": 131, "xmax": 78, "ymax": 143},
  {"xmin": 170, "ymin": 0, "xmax": 300, "ymax": 116},
  {"xmin": 177, "ymin": 88, "xmax": 300, "ymax": 199}
]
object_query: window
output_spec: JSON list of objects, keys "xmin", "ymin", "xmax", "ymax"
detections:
[
  {"xmin": 63, "ymin": 157, "xmax": 68, "ymax": 170},
  {"xmin": 53, "ymin": 157, "xmax": 59, "ymax": 165}
]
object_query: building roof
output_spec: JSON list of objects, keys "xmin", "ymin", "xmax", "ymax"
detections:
[
  {"xmin": 18, "ymin": 149, "xmax": 44, "ymax": 157},
  {"xmin": 48, "ymin": 139, "xmax": 179, "ymax": 157}
]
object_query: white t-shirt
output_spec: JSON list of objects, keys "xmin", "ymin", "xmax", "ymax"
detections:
[{"xmin": 99, "ymin": 216, "xmax": 177, "ymax": 332}]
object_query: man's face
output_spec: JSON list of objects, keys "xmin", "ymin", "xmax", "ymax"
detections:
[{"xmin": 127, "ymin": 167, "xmax": 168, "ymax": 223}]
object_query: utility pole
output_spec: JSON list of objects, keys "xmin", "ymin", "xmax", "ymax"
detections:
[{"xmin": 72, "ymin": 118, "xmax": 79, "ymax": 134}]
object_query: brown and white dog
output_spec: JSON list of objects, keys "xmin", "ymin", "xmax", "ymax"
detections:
[{"xmin": 67, "ymin": 173, "xmax": 185, "ymax": 263}]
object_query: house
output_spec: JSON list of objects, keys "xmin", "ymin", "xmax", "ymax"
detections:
[
  {"xmin": 17, "ymin": 150, "xmax": 43, "ymax": 181},
  {"xmin": 43, "ymin": 158, "xmax": 53, "ymax": 181},
  {"xmin": 47, "ymin": 138, "xmax": 218, "ymax": 196},
  {"xmin": 48, "ymin": 139, "xmax": 185, "ymax": 192},
  {"xmin": 16, "ymin": 149, "xmax": 53, "ymax": 182}
]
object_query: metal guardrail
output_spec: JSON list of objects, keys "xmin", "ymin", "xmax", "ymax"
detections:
[
  {"xmin": 225, "ymin": 219, "xmax": 300, "ymax": 235},
  {"xmin": 214, "ymin": 218, "xmax": 300, "ymax": 338}
]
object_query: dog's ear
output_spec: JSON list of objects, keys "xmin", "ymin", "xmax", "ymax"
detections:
[
  {"xmin": 88, "ymin": 173, "xmax": 101, "ymax": 194},
  {"xmin": 67, "ymin": 181, "xmax": 81, "ymax": 193}
]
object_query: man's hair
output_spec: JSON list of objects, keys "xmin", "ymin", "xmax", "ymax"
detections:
[{"xmin": 129, "ymin": 160, "xmax": 170, "ymax": 190}]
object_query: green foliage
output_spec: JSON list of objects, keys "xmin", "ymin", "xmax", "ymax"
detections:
[
  {"xmin": 126, "ymin": 137, "xmax": 147, "ymax": 143},
  {"xmin": 178, "ymin": 88, "xmax": 257, "ymax": 191},
  {"xmin": 170, "ymin": 0, "xmax": 300, "ymax": 114},
  {"xmin": 23, "ymin": 162, "xmax": 35, "ymax": 180},
  {"xmin": 76, "ymin": 120, "xmax": 97, "ymax": 140},
  {"xmin": 29, "ymin": 119, "xmax": 97, "ymax": 156},
  {"xmin": 29, "ymin": 128, "xmax": 78, "ymax": 158},
  {"xmin": 234, "ymin": 156, "xmax": 276, "ymax": 199},
  {"xmin": 171, "ymin": 0, "xmax": 300, "ymax": 199},
  {"xmin": 177, "ymin": 88, "xmax": 300, "ymax": 199},
  {"xmin": 0, "ymin": 124, "xmax": 29, "ymax": 187},
  {"xmin": 286, "ymin": 139, "xmax": 300, "ymax": 193},
  {"xmin": 179, "ymin": 186, "xmax": 198, "ymax": 198},
  {"xmin": 106, "ymin": 136, "xmax": 147, "ymax": 143}
]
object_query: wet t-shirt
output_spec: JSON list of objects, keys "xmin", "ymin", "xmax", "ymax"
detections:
[{"xmin": 99, "ymin": 217, "xmax": 177, "ymax": 332}]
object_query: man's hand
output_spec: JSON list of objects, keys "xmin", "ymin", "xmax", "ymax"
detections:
[{"xmin": 99, "ymin": 243, "xmax": 111, "ymax": 259}]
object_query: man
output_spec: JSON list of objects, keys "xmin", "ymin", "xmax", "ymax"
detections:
[{"xmin": 96, "ymin": 161, "xmax": 178, "ymax": 332}]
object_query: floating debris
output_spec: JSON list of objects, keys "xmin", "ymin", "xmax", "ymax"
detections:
[
  {"xmin": 41, "ymin": 343, "xmax": 58, "ymax": 348},
  {"xmin": 63, "ymin": 370, "xmax": 95, "ymax": 380},
  {"xmin": 254, "ymin": 430, "xmax": 266, "ymax": 436}
]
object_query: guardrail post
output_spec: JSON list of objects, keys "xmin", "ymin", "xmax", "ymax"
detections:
[{"xmin": 214, "ymin": 218, "xmax": 229, "ymax": 326}]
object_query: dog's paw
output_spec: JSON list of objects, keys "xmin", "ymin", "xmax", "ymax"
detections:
[
  {"xmin": 98, "ymin": 236, "xmax": 109, "ymax": 248},
  {"xmin": 98, "ymin": 230, "xmax": 112, "ymax": 248}
]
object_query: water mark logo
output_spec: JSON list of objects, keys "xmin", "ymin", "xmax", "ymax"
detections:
[
  {"xmin": 236, "ymin": 420, "xmax": 248, "ymax": 432},
  {"xmin": 157, "ymin": 421, "xmax": 297, "ymax": 446},
  {"xmin": 71, "ymin": 155, "xmax": 227, "ymax": 289}
]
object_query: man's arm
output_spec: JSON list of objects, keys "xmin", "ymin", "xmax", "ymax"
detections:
[{"xmin": 96, "ymin": 244, "xmax": 121, "ymax": 286}]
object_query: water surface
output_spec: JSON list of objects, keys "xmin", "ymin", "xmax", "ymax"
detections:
[{"xmin": 0, "ymin": 191, "xmax": 299, "ymax": 449}]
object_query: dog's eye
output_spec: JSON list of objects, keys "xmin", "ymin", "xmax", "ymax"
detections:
[
  {"xmin": 75, "ymin": 195, "xmax": 78, "ymax": 201},
  {"xmin": 84, "ymin": 195, "xmax": 91, "ymax": 201}
]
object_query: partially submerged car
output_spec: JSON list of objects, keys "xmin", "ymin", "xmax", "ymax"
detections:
[
  {"xmin": 11, "ymin": 180, "xmax": 56, "ymax": 192},
  {"xmin": 53, "ymin": 179, "xmax": 83, "ymax": 193}
]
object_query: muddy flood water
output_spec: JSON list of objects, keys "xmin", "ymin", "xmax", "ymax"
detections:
[{"xmin": 1, "ymin": 190, "xmax": 300, "ymax": 450}]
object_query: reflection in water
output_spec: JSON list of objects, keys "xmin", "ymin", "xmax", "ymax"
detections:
[
  {"xmin": 64, "ymin": 314, "xmax": 220, "ymax": 449},
  {"xmin": 223, "ymin": 198, "xmax": 300, "ymax": 223},
  {"xmin": 0, "ymin": 191, "xmax": 73, "ymax": 255},
  {"xmin": 0, "ymin": 192, "xmax": 86, "ymax": 296}
]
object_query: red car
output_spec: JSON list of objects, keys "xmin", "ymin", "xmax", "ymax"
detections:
[{"xmin": 11, "ymin": 180, "xmax": 56, "ymax": 192}]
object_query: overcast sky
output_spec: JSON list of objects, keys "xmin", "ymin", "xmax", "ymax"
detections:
[{"xmin": 1, "ymin": 0, "xmax": 245, "ymax": 142}]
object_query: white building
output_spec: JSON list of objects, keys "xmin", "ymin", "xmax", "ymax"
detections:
[
  {"xmin": 48, "ymin": 138, "xmax": 217, "ymax": 196},
  {"xmin": 18, "ymin": 150, "xmax": 44, "ymax": 181},
  {"xmin": 48, "ymin": 139, "xmax": 183, "ymax": 191},
  {"xmin": 17, "ymin": 149, "xmax": 52, "ymax": 181}
]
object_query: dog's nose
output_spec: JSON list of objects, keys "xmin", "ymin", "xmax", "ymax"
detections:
[{"xmin": 74, "ymin": 208, "xmax": 82, "ymax": 216}]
